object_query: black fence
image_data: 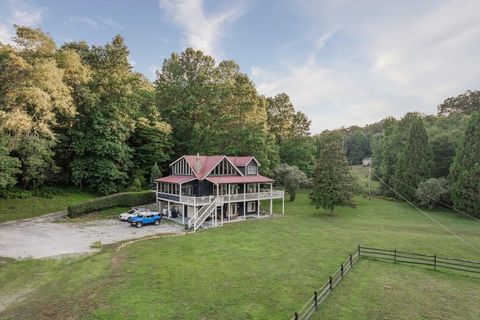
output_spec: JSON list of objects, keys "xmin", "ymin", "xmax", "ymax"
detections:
[
  {"xmin": 360, "ymin": 246, "xmax": 480, "ymax": 274},
  {"xmin": 291, "ymin": 249, "xmax": 360, "ymax": 320},
  {"xmin": 290, "ymin": 246, "xmax": 480, "ymax": 320}
]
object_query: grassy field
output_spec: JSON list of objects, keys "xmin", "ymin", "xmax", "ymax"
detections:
[
  {"xmin": 1, "ymin": 192, "xmax": 479, "ymax": 319},
  {"xmin": 0, "ymin": 188, "xmax": 97, "ymax": 223},
  {"xmin": 351, "ymin": 165, "xmax": 381, "ymax": 195},
  {"xmin": 314, "ymin": 260, "xmax": 480, "ymax": 319}
]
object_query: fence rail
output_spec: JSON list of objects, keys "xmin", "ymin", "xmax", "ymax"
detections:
[
  {"xmin": 291, "ymin": 249, "xmax": 360, "ymax": 320},
  {"xmin": 290, "ymin": 246, "xmax": 480, "ymax": 320}
]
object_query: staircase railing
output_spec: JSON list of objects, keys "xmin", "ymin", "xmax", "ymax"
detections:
[{"xmin": 187, "ymin": 197, "xmax": 217, "ymax": 231}]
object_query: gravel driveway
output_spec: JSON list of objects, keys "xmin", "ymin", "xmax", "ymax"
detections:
[{"xmin": 0, "ymin": 212, "xmax": 184, "ymax": 259}]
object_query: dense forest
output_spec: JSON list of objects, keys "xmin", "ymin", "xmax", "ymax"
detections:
[
  {"xmin": 0, "ymin": 26, "xmax": 311, "ymax": 195},
  {"xmin": 1, "ymin": 26, "xmax": 479, "ymax": 216}
]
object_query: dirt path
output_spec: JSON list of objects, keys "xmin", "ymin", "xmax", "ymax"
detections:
[{"xmin": 0, "ymin": 212, "xmax": 183, "ymax": 259}]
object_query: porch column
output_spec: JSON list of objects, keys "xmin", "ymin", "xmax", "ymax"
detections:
[
  {"xmin": 221, "ymin": 204, "xmax": 224, "ymax": 225},
  {"xmin": 270, "ymin": 183, "xmax": 273, "ymax": 216},
  {"xmin": 257, "ymin": 183, "xmax": 260, "ymax": 217},
  {"xmin": 228, "ymin": 184, "xmax": 231, "ymax": 221}
]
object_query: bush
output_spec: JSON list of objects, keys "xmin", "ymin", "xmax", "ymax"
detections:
[
  {"xmin": 416, "ymin": 178, "xmax": 450, "ymax": 209},
  {"xmin": 67, "ymin": 191, "xmax": 155, "ymax": 217},
  {"xmin": 0, "ymin": 188, "xmax": 32, "ymax": 199}
]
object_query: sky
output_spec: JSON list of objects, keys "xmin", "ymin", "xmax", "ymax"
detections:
[{"xmin": 1, "ymin": 0, "xmax": 479, "ymax": 133}]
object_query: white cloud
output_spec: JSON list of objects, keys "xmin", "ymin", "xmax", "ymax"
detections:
[
  {"xmin": 253, "ymin": 0, "xmax": 480, "ymax": 132},
  {"xmin": 0, "ymin": 0, "xmax": 45, "ymax": 44},
  {"xmin": 158, "ymin": 0, "xmax": 246, "ymax": 58},
  {"xmin": 68, "ymin": 16, "xmax": 123, "ymax": 30}
]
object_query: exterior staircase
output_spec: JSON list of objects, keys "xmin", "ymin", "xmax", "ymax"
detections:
[{"xmin": 187, "ymin": 197, "xmax": 218, "ymax": 232}]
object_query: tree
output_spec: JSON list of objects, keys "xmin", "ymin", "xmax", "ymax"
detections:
[
  {"xmin": 448, "ymin": 112, "xmax": 480, "ymax": 216},
  {"xmin": 0, "ymin": 26, "xmax": 79, "ymax": 189},
  {"xmin": 150, "ymin": 162, "xmax": 162, "ymax": 186},
  {"xmin": 394, "ymin": 118, "xmax": 434, "ymax": 201},
  {"xmin": 155, "ymin": 50, "xmax": 280, "ymax": 175},
  {"xmin": 309, "ymin": 132, "xmax": 355, "ymax": 214},
  {"xmin": 0, "ymin": 137, "xmax": 20, "ymax": 188},
  {"xmin": 267, "ymin": 93, "xmax": 311, "ymax": 143},
  {"xmin": 279, "ymin": 136, "xmax": 316, "ymax": 177},
  {"xmin": 416, "ymin": 178, "xmax": 449, "ymax": 209},
  {"xmin": 155, "ymin": 48, "xmax": 218, "ymax": 157},
  {"xmin": 345, "ymin": 131, "xmax": 370, "ymax": 165},
  {"xmin": 273, "ymin": 163, "xmax": 308, "ymax": 201},
  {"xmin": 438, "ymin": 90, "xmax": 480, "ymax": 116},
  {"xmin": 129, "ymin": 117, "xmax": 172, "ymax": 183},
  {"xmin": 69, "ymin": 35, "xmax": 138, "ymax": 194}
]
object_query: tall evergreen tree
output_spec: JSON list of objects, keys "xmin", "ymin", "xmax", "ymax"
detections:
[
  {"xmin": 309, "ymin": 132, "xmax": 355, "ymax": 214},
  {"xmin": 448, "ymin": 112, "xmax": 480, "ymax": 216},
  {"xmin": 394, "ymin": 118, "xmax": 434, "ymax": 201}
]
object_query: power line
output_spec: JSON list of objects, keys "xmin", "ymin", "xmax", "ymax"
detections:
[
  {"xmin": 448, "ymin": 186, "xmax": 480, "ymax": 199},
  {"xmin": 374, "ymin": 171, "xmax": 480, "ymax": 224},
  {"xmin": 371, "ymin": 171, "xmax": 480, "ymax": 254}
]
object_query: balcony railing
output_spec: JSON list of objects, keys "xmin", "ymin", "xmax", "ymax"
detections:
[{"xmin": 157, "ymin": 190, "xmax": 284, "ymax": 205}]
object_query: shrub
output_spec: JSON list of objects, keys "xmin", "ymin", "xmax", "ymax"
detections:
[
  {"xmin": 67, "ymin": 191, "xmax": 155, "ymax": 217},
  {"xmin": 416, "ymin": 178, "xmax": 450, "ymax": 209},
  {"xmin": 0, "ymin": 188, "xmax": 32, "ymax": 199}
]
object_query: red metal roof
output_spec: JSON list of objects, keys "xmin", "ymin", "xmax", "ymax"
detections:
[
  {"xmin": 156, "ymin": 176, "xmax": 196, "ymax": 184},
  {"xmin": 227, "ymin": 156, "xmax": 258, "ymax": 167},
  {"xmin": 205, "ymin": 175, "xmax": 274, "ymax": 184}
]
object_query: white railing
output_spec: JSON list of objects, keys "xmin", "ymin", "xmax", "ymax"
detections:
[
  {"xmin": 218, "ymin": 191, "xmax": 284, "ymax": 204},
  {"xmin": 158, "ymin": 191, "xmax": 284, "ymax": 205},
  {"xmin": 188, "ymin": 198, "xmax": 218, "ymax": 231}
]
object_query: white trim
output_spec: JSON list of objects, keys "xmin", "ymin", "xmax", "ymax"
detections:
[{"xmin": 203, "ymin": 156, "xmax": 244, "ymax": 179}]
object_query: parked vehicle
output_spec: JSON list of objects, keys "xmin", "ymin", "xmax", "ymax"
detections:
[
  {"xmin": 119, "ymin": 208, "xmax": 148, "ymax": 221},
  {"xmin": 128, "ymin": 212, "xmax": 162, "ymax": 228}
]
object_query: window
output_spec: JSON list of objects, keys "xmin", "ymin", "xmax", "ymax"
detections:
[
  {"xmin": 248, "ymin": 202, "xmax": 256, "ymax": 212},
  {"xmin": 211, "ymin": 159, "xmax": 237, "ymax": 176},
  {"xmin": 247, "ymin": 165, "xmax": 257, "ymax": 175}
]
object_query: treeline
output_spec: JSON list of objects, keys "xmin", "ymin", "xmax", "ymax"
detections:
[
  {"xmin": 337, "ymin": 92, "xmax": 480, "ymax": 216},
  {"xmin": 0, "ymin": 26, "xmax": 311, "ymax": 195}
]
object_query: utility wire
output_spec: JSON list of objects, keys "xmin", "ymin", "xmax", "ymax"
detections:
[
  {"xmin": 448, "ymin": 187, "xmax": 480, "ymax": 199},
  {"xmin": 371, "ymin": 171, "xmax": 480, "ymax": 254},
  {"xmin": 374, "ymin": 171, "xmax": 480, "ymax": 224}
]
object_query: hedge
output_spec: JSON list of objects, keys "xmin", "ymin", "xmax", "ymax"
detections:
[{"xmin": 67, "ymin": 191, "xmax": 156, "ymax": 218}]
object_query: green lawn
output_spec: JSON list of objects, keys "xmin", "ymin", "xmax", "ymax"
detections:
[
  {"xmin": 1, "ymin": 192, "xmax": 479, "ymax": 319},
  {"xmin": 0, "ymin": 187, "xmax": 97, "ymax": 223},
  {"xmin": 351, "ymin": 165, "xmax": 380, "ymax": 195},
  {"xmin": 314, "ymin": 259, "xmax": 480, "ymax": 320}
]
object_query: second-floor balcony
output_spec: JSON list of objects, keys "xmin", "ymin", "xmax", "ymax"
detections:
[{"xmin": 157, "ymin": 190, "xmax": 284, "ymax": 206}]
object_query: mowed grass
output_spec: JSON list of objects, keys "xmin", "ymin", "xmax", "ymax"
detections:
[
  {"xmin": 351, "ymin": 164, "xmax": 380, "ymax": 195},
  {"xmin": 313, "ymin": 260, "xmax": 480, "ymax": 320},
  {"xmin": 1, "ymin": 192, "xmax": 479, "ymax": 319},
  {"xmin": 0, "ymin": 187, "xmax": 97, "ymax": 223}
]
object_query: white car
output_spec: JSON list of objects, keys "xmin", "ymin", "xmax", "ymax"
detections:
[{"xmin": 119, "ymin": 208, "xmax": 148, "ymax": 221}]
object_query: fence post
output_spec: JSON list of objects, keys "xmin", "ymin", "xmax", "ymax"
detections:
[
  {"xmin": 329, "ymin": 276, "xmax": 333, "ymax": 290},
  {"xmin": 358, "ymin": 245, "xmax": 361, "ymax": 257},
  {"xmin": 349, "ymin": 253, "xmax": 353, "ymax": 267},
  {"xmin": 314, "ymin": 291, "xmax": 318, "ymax": 310},
  {"xmin": 433, "ymin": 254, "xmax": 437, "ymax": 271},
  {"xmin": 294, "ymin": 312, "xmax": 298, "ymax": 320},
  {"xmin": 341, "ymin": 264, "xmax": 344, "ymax": 278},
  {"xmin": 394, "ymin": 249, "xmax": 397, "ymax": 263}
]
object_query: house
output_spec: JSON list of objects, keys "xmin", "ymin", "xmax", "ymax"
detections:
[
  {"xmin": 362, "ymin": 157, "xmax": 372, "ymax": 167},
  {"xmin": 155, "ymin": 155, "xmax": 285, "ymax": 231}
]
